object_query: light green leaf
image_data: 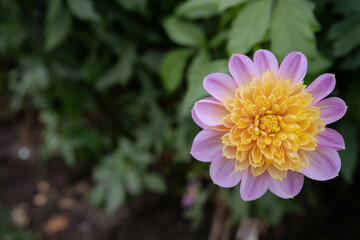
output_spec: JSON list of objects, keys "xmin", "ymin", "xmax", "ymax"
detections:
[
  {"xmin": 180, "ymin": 59, "xmax": 228, "ymax": 116},
  {"xmin": 90, "ymin": 184, "xmax": 106, "ymax": 206},
  {"xmin": 45, "ymin": 0, "xmax": 72, "ymax": 51},
  {"xmin": 187, "ymin": 48, "xmax": 211, "ymax": 75},
  {"xmin": 106, "ymin": 182, "xmax": 125, "ymax": 213},
  {"xmin": 175, "ymin": 0, "xmax": 249, "ymax": 19},
  {"xmin": 66, "ymin": 0, "xmax": 100, "ymax": 22},
  {"xmin": 339, "ymin": 124, "xmax": 359, "ymax": 184},
  {"xmin": 163, "ymin": 16, "xmax": 206, "ymax": 47},
  {"xmin": 160, "ymin": 48, "xmax": 194, "ymax": 92},
  {"xmin": 144, "ymin": 173, "xmax": 167, "ymax": 193},
  {"xmin": 227, "ymin": 0, "xmax": 273, "ymax": 55},
  {"xmin": 175, "ymin": 0, "xmax": 218, "ymax": 19},
  {"xmin": 125, "ymin": 170, "xmax": 142, "ymax": 195},
  {"xmin": 270, "ymin": 0, "xmax": 320, "ymax": 60},
  {"xmin": 214, "ymin": 0, "xmax": 249, "ymax": 11}
]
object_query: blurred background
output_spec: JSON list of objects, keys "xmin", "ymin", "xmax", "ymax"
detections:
[{"xmin": 0, "ymin": 0, "xmax": 359, "ymax": 239}]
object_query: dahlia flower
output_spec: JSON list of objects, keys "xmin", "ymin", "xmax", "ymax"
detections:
[{"xmin": 190, "ymin": 50, "xmax": 347, "ymax": 201}]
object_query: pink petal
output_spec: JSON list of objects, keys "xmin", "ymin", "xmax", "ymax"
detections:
[
  {"xmin": 203, "ymin": 73, "xmax": 238, "ymax": 102},
  {"xmin": 191, "ymin": 129, "xmax": 224, "ymax": 162},
  {"xmin": 194, "ymin": 97, "xmax": 228, "ymax": 127},
  {"xmin": 253, "ymin": 49, "xmax": 279, "ymax": 77},
  {"xmin": 210, "ymin": 156, "xmax": 243, "ymax": 188},
  {"xmin": 301, "ymin": 147, "xmax": 341, "ymax": 181},
  {"xmin": 269, "ymin": 171, "xmax": 304, "ymax": 199},
  {"xmin": 317, "ymin": 127, "xmax": 345, "ymax": 150},
  {"xmin": 228, "ymin": 54, "xmax": 256, "ymax": 86},
  {"xmin": 278, "ymin": 52, "xmax": 307, "ymax": 84},
  {"xmin": 191, "ymin": 108, "xmax": 209, "ymax": 129},
  {"xmin": 316, "ymin": 97, "xmax": 347, "ymax": 125},
  {"xmin": 240, "ymin": 168, "xmax": 270, "ymax": 201},
  {"xmin": 306, "ymin": 73, "xmax": 336, "ymax": 105}
]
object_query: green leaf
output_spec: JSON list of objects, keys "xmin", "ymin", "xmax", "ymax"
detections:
[
  {"xmin": 227, "ymin": 0, "xmax": 273, "ymax": 55},
  {"xmin": 328, "ymin": 15, "xmax": 360, "ymax": 57},
  {"xmin": 116, "ymin": 0, "xmax": 147, "ymax": 13},
  {"xmin": 163, "ymin": 16, "xmax": 206, "ymax": 47},
  {"xmin": 45, "ymin": 0, "xmax": 72, "ymax": 51},
  {"xmin": 307, "ymin": 52, "xmax": 331, "ymax": 75},
  {"xmin": 125, "ymin": 170, "xmax": 142, "ymax": 195},
  {"xmin": 160, "ymin": 48, "xmax": 194, "ymax": 92},
  {"xmin": 339, "ymin": 124, "xmax": 359, "ymax": 184},
  {"xmin": 270, "ymin": 0, "xmax": 320, "ymax": 59},
  {"xmin": 66, "ymin": 0, "xmax": 100, "ymax": 22},
  {"xmin": 175, "ymin": 0, "xmax": 249, "ymax": 19},
  {"xmin": 175, "ymin": 0, "xmax": 218, "ymax": 19},
  {"xmin": 106, "ymin": 182, "xmax": 125, "ymax": 213},
  {"xmin": 221, "ymin": 188, "xmax": 249, "ymax": 221},
  {"xmin": 90, "ymin": 184, "xmax": 106, "ymax": 206},
  {"xmin": 180, "ymin": 59, "xmax": 228, "ymax": 116},
  {"xmin": 96, "ymin": 46, "xmax": 136, "ymax": 90},
  {"xmin": 214, "ymin": 0, "xmax": 249, "ymax": 11},
  {"xmin": 144, "ymin": 173, "xmax": 167, "ymax": 193}
]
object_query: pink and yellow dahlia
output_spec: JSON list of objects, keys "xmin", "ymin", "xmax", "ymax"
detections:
[{"xmin": 190, "ymin": 50, "xmax": 347, "ymax": 201}]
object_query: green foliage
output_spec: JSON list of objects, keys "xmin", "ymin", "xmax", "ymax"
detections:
[
  {"xmin": 227, "ymin": 0, "xmax": 273, "ymax": 55},
  {"xmin": 1, "ymin": 0, "xmax": 359, "ymax": 230},
  {"xmin": 163, "ymin": 16, "xmax": 206, "ymax": 47},
  {"xmin": 66, "ymin": 0, "xmax": 100, "ymax": 22},
  {"xmin": 255, "ymin": 192, "xmax": 304, "ymax": 225},
  {"xmin": 45, "ymin": 0, "xmax": 72, "ymax": 51},
  {"xmin": 116, "ymin": 0, "xmax": 148, "ymax": 13},
  {"xmin": 160, "ymin": 48, "xmax": 194, "ymax": 92},
  {"xmin": 270, "ymin": 0, "xmax": 319, "ymax": 59},
  {"xmin": 90, "ymin": 138, "xmax": 165, "ymax": 213},
  {"xmin": 181, "ymin": 58, "xmax": 228, "ymax": 116},
  {"xmin": 328, "ymin": 15, "xmax": 360, "ymax": 57}
]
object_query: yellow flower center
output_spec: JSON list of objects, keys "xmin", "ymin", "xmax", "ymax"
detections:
[{"xmin": 220, "ymin": 71, "xmax": 325, "ymax": 180}]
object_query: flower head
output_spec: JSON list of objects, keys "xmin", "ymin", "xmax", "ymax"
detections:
[{"xmin": 191, "ymin": 50, "xmax": 347, "ymax": 201}]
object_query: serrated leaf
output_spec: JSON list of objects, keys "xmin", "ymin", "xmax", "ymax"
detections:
[
  {"xmin": 160, "ymin": 48, "xmax": 194, "ymax": 92},
  {"xmin": 328, "ymin": 15, "xmax": 360, "ymax": 57},
  {"xmin": 339, "ymin": 124, "xmax": 359, "ymax": 184},
  {"xmin": 163, "ymin": 16, "xmax": 206, "ymax": 47},
  {"xmin": 66, "ymin": 0, "xmax": 100, "ymax": 22},
  {"xmin": 227, "ymin": 0, "xmax": 273, "ymax": 55},
  {"xmin": 106, "ymin": 182, "xmax": 125, "ymax": 213},
  {"xmin": 45, "ymin": 0, "xmax": 72, "ymax": 51},
  {"xmin": 144, "ymin": 173, "xmax": 167, "ymax": 193},
  {"xmin": 180, "ymin": 59, "xmax": 228, "ymax": 116},
  {"xmin": 270, "ymin": 0, "xmax": 319, "ymax": 59}
]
